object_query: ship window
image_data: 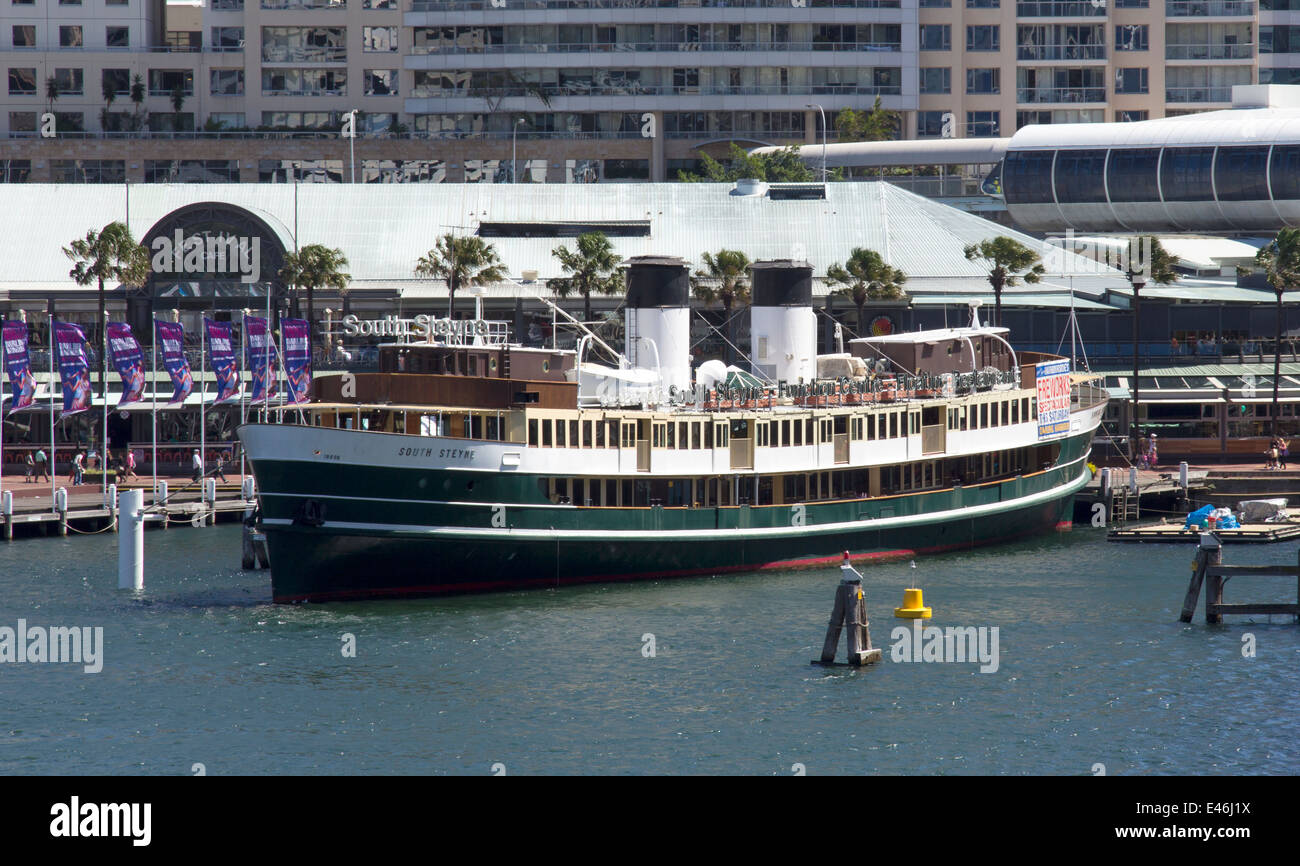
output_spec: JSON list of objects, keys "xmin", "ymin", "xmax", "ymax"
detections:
[
  {"xmin": 692, "ymin": 422, "xmax": 702, "ymax": 449},
  {"xmin": 529, "ymin": 418, "xmax": 539, "ymax": 446},
  {"xmin": 556, "ymin": 420, "xmax": 566, "ymax": 447},
  {"xmin": 543, "ymin": 420, "xmax": 553, "ymax": 447},
  {"xmin": 1160, "ymin": 146, "xmax": 1215, "ymax": 202},
  {"xmin": 665, "ymin": 423, "xmax": 674, "ymax": 448},
  {"xmin": 806, "ymin": 419, "xmax": 814, "ymax": 443},
  {"xmin": 782, "ymin": 419, "xmax": 791, "ymax": 445},
  {"xmin": 794, "ymin": 420, "xmax": 803, "ymax": 446},
  {"xmin": 1003, "ymin": 150, "xmax": 1055, "ymax": 204},
  {"xmin": 1053, "ymin": 149, "xmax": 1108, "ymax": 203},
  {"xmin": 608, "ymin": 420, "xmax": 619, "ymax": 447},
  {"xmin": 1012, "ymin": 401, "xmax": 1019, "ymax": 424},
  {"xmin": 542, "ymin": 359, "xmax": 551, "ymax": 373},
  {"xmin": 1002, "ymin": 402, "xmax": 1010, "ymax": 425},
  {"xmin": 991, "ymin": 403, "xmax": 999, "ymax": 427},
  {"xmin": 583, "ymin": 420, "xmax": 593, "ymax": 447},
  {"xmin": 889, "ymin": 413, "xmax": 898, "ymax": 438},
  {"xmin": 981, "ymin": 404, "xmax": 989, "ymax": 428},
  {"xmin": 867, "ymin": 415, "xmax": 876, "ymax": 440},
  {"xmin": 1022, "ymin": 397, "xmax": 1030, "ymax": 419},
  {"xmin": 1215, "ymin": 145, "xmax": 1270, "ymax": 201},
  {"xmin": 1270, "ymin": 145, "xmax": 1300, "ymax": 201},
  {"xmin": 570, "ymin": 420, "xmax": 579, "ymax": 445}
]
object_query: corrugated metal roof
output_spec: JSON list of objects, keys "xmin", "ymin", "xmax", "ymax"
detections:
[{"xmin": 0, "ymin": 181, "xmax": 1121, "ymax": 293}]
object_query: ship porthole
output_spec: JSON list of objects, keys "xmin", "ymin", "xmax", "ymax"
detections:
[{"xmin": 542, "ymin": 360, "xmax": 550, "ymax": 373}]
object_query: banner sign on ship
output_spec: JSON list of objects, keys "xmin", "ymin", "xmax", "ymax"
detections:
[
  {"xmin": 280, "ymin": 318, "xmax": 311, "ymax": 405},
  {"xmin": 204, "ymin": 318, "xmax": 240, "ymax": 403},
  {"xmin": 2, "ymin": 320, "xmax": 36, "ymax": 415},
  {"xmin": 245, "ymin": 316, "xmax": 278, "ymax": 403},
  {"xmin": 1035, "ymin": 359, "xmax": 1072, "ymax": 440},
  {"xmin": 54, "ymin": 321, "xmax": 92, "ymax": 415},
  {"xmin": 106, "ymin": 322, "xmax": 146, "ymax": 407},
  {"xmin": 155, "ymin": 320, "xmax": 193, "ymax": 406}
]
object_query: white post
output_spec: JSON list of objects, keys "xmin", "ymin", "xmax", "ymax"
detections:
[
  {"xmin": 105, "ymin": 480, "xmax": 116, "ymax": 508},
  {"xmin": 2, "ymin": 490, "xmax": 11, "ymax": 518},
  {"xmin": 156, "ymin": 479, "xmax": 168, "ymax": 505},
  {"xmin": 1179, "ymin": 460, "xmax": 1189, "ymax": 491},
  {"xmin": 117, "ymin": 487, "xmax": 144, "ymax": 590},
  {"xmin": 1129, "ymin": 465, "xmax": 1138, "ymax": 495},
  {"xmin": 241, "ymin": 475, "xmax": 255, "ymax": 501},
  {"xmin": 1099, "ymin": 467, "xmax": 1110, "ymax": 499},
  {"xmin": 54, "ymin": 486, "xmax": 67, "ymax": 515}
]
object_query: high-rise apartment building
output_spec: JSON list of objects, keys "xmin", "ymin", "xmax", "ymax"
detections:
[{"xmin": 0, "ymin": 0, "xmax": 1285, "ymax": 183}]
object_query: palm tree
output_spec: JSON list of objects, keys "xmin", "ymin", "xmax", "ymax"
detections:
[
  {"xmin": 63, "ymin": 222, "xmax": 150, "ymax": 492},
  {"xmin": 963, "ymin": 237, "xmax": 1045, "ymax": 328},
  {"xmin": 278, "ymin": 245, "xmax": 352, "ymax": 349},
  {"xmin": 691, "ymin": 249, "xmax": 751, "ymax": 364},
  {"xmin": 1126, "ymin": 236, "xmax": 1179, "ymax": 457},
  {"xmin": 825, "ymin": 247, "xmax": 908, "ymax": 335},
  {"xmin": 1254, "ymin": 228, "xmax": 1300, "ymax": 438},
  {"xmin": 414, "ymin": 234, "xmax": 507, "ymax": 319},
  {"xmin": 550, "ymin": 231, "xmax": 622, "ymax": 323},
  {"xmin": 129, "ymin": 74, "xmax": 146, "ymax": 130}
]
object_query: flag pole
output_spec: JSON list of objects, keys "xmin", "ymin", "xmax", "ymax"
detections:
[
  {"xmin": 101, "ymin": 308, "xmax": 108, "ymax": 502},
  {"xmin": 151, "ymin": 311, "xmax": 157, "ymax": 497},
  {"xmin": 49, "ymin": 314, "xmax": 56, "ymax": 511},
  {"xmin": 200, "ymin": 314, "xmax": 206, "ymax": 485},
  {"xmin": 1, "ymin": 312, "xmax": 6, "ymax": 495},
  {"xmin": 240, "ymin": 311, "xmax": 247, "ymax": 479}
]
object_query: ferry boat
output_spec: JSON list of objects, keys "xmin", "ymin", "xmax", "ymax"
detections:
[{"xmin": 238, "ymin": 257, "xmax": 1108, "ymax": 603}]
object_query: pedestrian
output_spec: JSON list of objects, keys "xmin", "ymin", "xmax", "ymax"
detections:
[
  {"xmin": 24, "ymin": 452, "xmax": 33, "ymax": 483},
  {"xmin": 33, "ymin": 448, "xmax": 48, "ymax": 481},
  {"xmin": 72, "ymin": 451, "xmax": 84, "ymax": 486},
  {"xmin": 214, "ymin": 451, "xmax": 229, "ymax": 483},
  {"xmin": 1170, "ymin": 336, "xmax": 1179, "ymax": 355},
  {"xmin": 191, "ymin": 448, "xmax": 203, "ymax": 482},
  {"xmin": 1268, "ymin": 439, "xmax": 1280, "ymax": 470},
  {"xmin": 1281, "ymin": 437, "xmax": 1290, "ymax": 470},
  {"xmin": 125, "ymin": 449, "xmax": 136, "ymax": 482}
]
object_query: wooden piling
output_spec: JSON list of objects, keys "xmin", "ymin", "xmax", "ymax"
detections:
[
  {"xmin": 1181, "ymin": 533, "xmax": 1300, "ymax": 623},
  {"xmin": 241, "ymin": 522, "xmax": 256, "ymax": 570},
  {"xmin": 1180, "ymin": 545, "xmax": 1210, "ymax": 623},
  {"xmin": 815, "ymin": 558, "xmax": 882, "ymax": 666}
]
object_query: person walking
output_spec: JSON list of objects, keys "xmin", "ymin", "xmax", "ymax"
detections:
[
  {"xmin": 214, "ymin": 451, "xmax": 229, "ymax": 483},
  {"xmin": 24, "ymin": 452, "xmax": 34, "ymax": 483},
  {"xmin": 191, "ymin": 448, "xmax": 203, "ymax": 482},
  {"xmin": 72, "ymin": 451, "xmax": 84, "ymax": 486},
  {"xmin": 125, "ymin": 448, "xmax": 136, "ymax": 482},
  {"xmin": 1281, "ymin": 437, "xmax": 1291, "ymax": 470},
  {"xmin": 33, "ymin": 448, "xmax": 48, "ymax": 482}
]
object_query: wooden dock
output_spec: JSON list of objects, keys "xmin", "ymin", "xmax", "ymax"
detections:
[
  {"xmin": 1108, "ymin": 521, "xmax": 1300, "ymax": 543},
  {"xmin": 1180, "ymin": 537, "xmax": 1300, "ymax": 623},
  {"xmin": 1, "ymin": 483, "xmax": 255, "ymax": 540}
]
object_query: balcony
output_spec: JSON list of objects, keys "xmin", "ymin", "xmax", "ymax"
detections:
[
  {"xmin": 261, "ymin": 46, "xmax": 348, "ymax": 63},
  {"xmin": 1166, "ymin": 86, "xmax": 1233, "ymax": 102},
  {"xmin": 411, "ymin": 40, "xmax": 902, "ymax": 55},
  {"xmin": 414, "ymin": 82, "xmax": 902, "ymax": 99},
  {"xmin": 1015, "ymin": 1, "xmax": 1107, "ymax": 15},
  {"xmin": 1016, "ymin": 86, "xmax": 1105, "ymax": 103},
  {"xmin": 1166, "ymin": 43, "xmax": 1254, "ymax": 60},
  {"xmin": 410, "ymin": 0, "xmax": 903, "ymax": 9},
  {"xmin": 1166, "ymin": 0, "xmax": 1255, "ymax": 14},
  {"xmin": 1016, "ymin": 44, "xmax": 1105, "ymax": 61}
]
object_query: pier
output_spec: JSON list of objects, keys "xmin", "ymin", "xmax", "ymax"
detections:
[
  {"xmin": 1180, "ymin": 535, "xmax": 1300, "ymax": 623},
  {"xmin": 0, "ymin": 475, "xmax": 255, "ymax": 540}
]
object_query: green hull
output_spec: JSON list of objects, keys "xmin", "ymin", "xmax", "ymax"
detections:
[{"xmin": 247, "ymin": 428, "xmax": 1094, "ymax": 603}]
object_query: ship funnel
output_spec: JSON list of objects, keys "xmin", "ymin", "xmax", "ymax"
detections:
[
  {"xmin": 625, "ymin": 255, "xmax": 692, "ymax": 393},
  {"xmin": 750, "ymin": 259, "xmax": 815, "ymax": 384}
]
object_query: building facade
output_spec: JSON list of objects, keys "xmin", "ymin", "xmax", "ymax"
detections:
[{"xmin": 0, "ymin": 0, "xmax": 1288, "ymax": 183}]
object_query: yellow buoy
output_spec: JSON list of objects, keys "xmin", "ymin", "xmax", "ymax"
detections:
[{"xmin": 894, "ymin": 587, "xmax": 932, "ymax": 619}]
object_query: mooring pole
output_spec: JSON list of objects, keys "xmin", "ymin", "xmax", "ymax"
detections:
[
  {"xmin": 816, "ymin": 553, "xmax": 882, "ymax": 666},
  {"xmin": 117, "ymin": 487, "xmax": 144, "ymax": 590}
]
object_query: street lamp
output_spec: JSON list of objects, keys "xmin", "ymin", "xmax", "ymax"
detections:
[
  {"xmin": 1128, "ymin": 269, "xmax": 1147, "ymax": 461},
  {"xmin": 512, "ymin": 117, "xmax": 526, "ymax": 184},
  {"xmin": 806, "ymin": 103, "xmax": 827, "ymax": 183}
]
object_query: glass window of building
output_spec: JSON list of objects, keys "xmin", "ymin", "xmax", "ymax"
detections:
[
  {"xmin": 149, "ymin": 70, "xmax": 193, "ymax": 96},
  {"xmin": 0, "ymin": 158, "xmax": 32, "ymax": 182},
  {"xmin": 1215, "ymin": 146, "xmax": 1270, "ymax": 201},
  {"xmin": 8, "ymin": 68, "xmax": 37, "ymax": 95},
  {"xmin": 966, "ymin": 111, "xmax": 1000, "ymax": 137},
  {"xmin": 966, "ymin": 26, "xmax": 999, "ymax": 52},
  {"xmin": 106, "ymin": 26, "xmax": 129, "ymax": 48},
  {"xmin": 1160, "ymin": 147, "xmax": 1215, "ymax": 201},
  {"xmin": 363, "ymin": 0, "xmax": 398, "ymax": 7},
  {"xmin": 919, "ymin": 25, "xmax": 951, "ymax": 51},
  {"xmin": 52, "ymin": 160, "xmax": 126, "ymax": 183},
  {"xmin": 12, "ymin": 26, "xmax": 35, "ymax": 48},
  {"xmin": 262, "ymin": 27, "xmax": 347, "ymax": 62},
  {"xmin": 8, "ymin": 113, "xmax": 37, "ymax": 133},
  {"xmin": 1116, "ymin": 110, "xmax": 1149, "ymax": 122},
  {"xmin": 212, "ymin": 27, "xmax": 244, "ymax": 50},
  {"xmin": 210, "ymin": 69, "xmax": 244, "ymax": 95},
  {"xmin": 53, "ymin": 112, "xmax": 85, "ymax": 131},
  {"xmin": 967, "ymin": 0, "xmax": 999, "ymax": 6},
  {"xmin": 1115, "ymin": 25, "xmax": 1148, "ymax": 51},
  {"xmin": 364, "ymin": 70, "xmax": 399, "ymax": 96},
  {"xmin": 54, "ymin": 68, "xmax": 84, "ymax": 95},
  {"xmin": 362, "ymin": 26, "xmax": 398, "ymax": 52},
  {"xmin": 102, "ymin": 68, "xmax": 130, "ymax": 97},
  {"xmin": 1270, "ymin": 145, "xmax": 1300, "ymax": 200},
  {"xmin": 1115, "ymin": 68, "xmax": 1148, "ymax": 94},
  {"xmin": 1053, "ymin": 149, "xmax": 1108, "ymax": 202},
  {"xmin": 917, "ymin": 110, "xmax": 949, "ymax": 137},
  {"xmin": 1107, "ymin": 149, "xmax": 1160, "ymax": 200},
  {"xmin": 966, "ymin": 68, "xmax": 999, "ymax": 94},
  {"xmin": 1002, "ymin": 150, "xmax": 1055, "ymax": 203},
  {"xmin": 208, "ymin": 112, "xmax": 246, "ymax": 128},
  {"xmin": 59, "ymin": 26, "xmax": 83, "ymax": 48},
  {"xmin": 920, "ymin": 68, "xmax": 951, "ymax": 94}
]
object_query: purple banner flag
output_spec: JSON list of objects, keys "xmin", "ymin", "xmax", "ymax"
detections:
[
  {"xmin": 2, "ymin": 320, "xmax": 36, "ymax": 415},
  {"xmin": 54, "ymin": 321, "xmax": 92, "ymax": 415},
  {"xmin": 280, "ymin": 318, "xmax": 311, "ymax": 405},
  {"xmin": 245, "ymin": 316, "xmax": 278, "ymax": 403},
  {"xmin": 155, "ymin": 320, "xmax": 193, "ymax": 406},
  {"xmin": 204, "ymin": 318, "xmax": 240, "ymax": 404},
  {"xmin": 106, "ymin": 322, "xmax": 146, "ymax": 407}
]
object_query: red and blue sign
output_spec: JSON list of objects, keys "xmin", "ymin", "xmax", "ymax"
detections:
[
  {"xmin": 2, "ymin": 320, "xmax": 36, "ymax": 415},
  {"xmin": 106, "ymin": 322, "xmax": 146, "ymax": 407},
  {"xmin": 54, "ymin": 321, "xmax": 92, "ymax": 415},
  {"xmin": 245, "ymin": 315, "xmax": 278, "ymax": 403},
  {"xmin": 155, "ymin": 320, "xmax": 193, "ymax": 406},
  {"xmin": 204, "ymin": 318, "xmax": 241, "ymax": 403}
]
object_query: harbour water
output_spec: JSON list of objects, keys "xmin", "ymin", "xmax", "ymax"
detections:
[{"xmin": 2, "ymin": 525, "xmax": 1298, "ymax": 775}]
